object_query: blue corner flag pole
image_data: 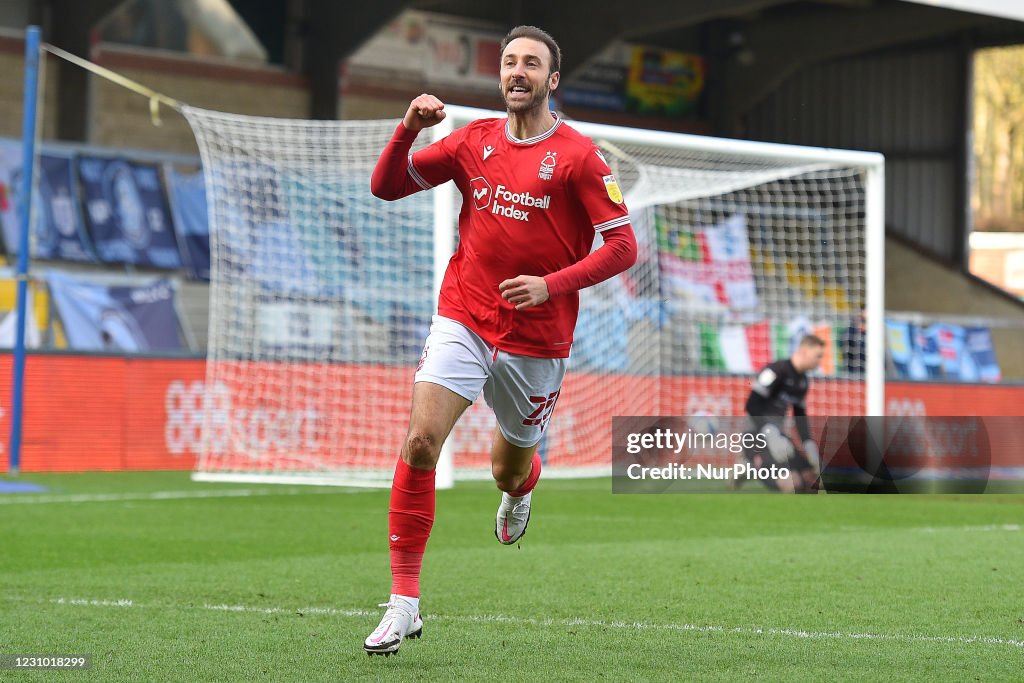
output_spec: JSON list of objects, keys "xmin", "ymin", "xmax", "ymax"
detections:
[{"xmin": 10, "ymin": 26, "xmax": 41, "ymax": 475}]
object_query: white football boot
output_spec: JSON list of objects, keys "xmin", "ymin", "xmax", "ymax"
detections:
[
  {"xmin": 364, "ymin": 596, "xmax": 423, "ymax": 656},
  {"xmin": 495, "ymin": 491, "xmax": 532, "ymax": 545}
]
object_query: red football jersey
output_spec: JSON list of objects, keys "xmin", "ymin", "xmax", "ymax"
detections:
[{"xmin": 408, "ymin": 115, "xmax": 631, "ymax": 358}]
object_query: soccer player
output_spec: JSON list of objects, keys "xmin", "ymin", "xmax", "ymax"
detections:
[
  {"xmin": 734, "ymin": 334, "xmax": 825, "ymax": 493},
  {"xmin": 364, "ymin": 25, "xmax": 637, "ymax": 655}
]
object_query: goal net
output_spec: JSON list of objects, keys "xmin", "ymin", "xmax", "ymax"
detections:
[{"xmin": 184, "ymin": 104, "xmax": 883, "ymax": 487}]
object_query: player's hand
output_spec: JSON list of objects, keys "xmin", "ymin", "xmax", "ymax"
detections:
[
  {"xmin": 802, "ymin": 439, "xmax": 820, "ymax": 470},
  {"xmin": 499, "ymin": 275, "xmax": 549, "ymax": 310},
  {"xmin": 403, "ymin": 94, "xmax": 446, "ymax": 131}
]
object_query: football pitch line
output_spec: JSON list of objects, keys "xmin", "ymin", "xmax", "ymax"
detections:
[
  {"xmin": 838, "ymin": 523, "xmax": 1021, "ymax": 534},
  {"xmin": 35, "ymin": 596, "xmax": 1024, "ymax": 650},
  {"xmin": 0, "ymin": 487, "xmax": 372, "ymax": 505}
]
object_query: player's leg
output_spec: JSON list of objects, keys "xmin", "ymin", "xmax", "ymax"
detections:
[
  {"xmin": 784, "ymin": 451, "xmax": 818, "ymax": 493},
  {"xmin": 765, "ymin": 428, "xmax": 820, "ymax": 493},
  {"xmin": 484, "ymin": 351, "xmax": 566, "ymax": 545},
  {"xmin": 761, "ymin": 424, "xmax": 806, "ymax": 493},
  {"xmin": 366, "ymin": 318, "xmax": 484, "ymax": 656},
  {"xmin": 491, "ymin": 430, "xmax": 542, "ymax": 544},
  {"xmin": 366, "ymin": 381, "xmax": 471, "ymax": 656},
  {"xmin": 391, "ymin": 381, "xmax": 472, "ymax": 587}
]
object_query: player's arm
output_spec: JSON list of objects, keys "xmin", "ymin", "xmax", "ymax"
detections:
[
  {"xmin": 792, "ymin": 403, "xmax": 811, "ymax": 442},
  {"xmin": 544, "ymin": 226, "xmax": 637, "ymax": 295},
  {"xmin": 745, "ymin": 366, "xmax": 778, "ymax": 430},
  {"xmin": 791, "ymin": 401, "xmax": 819, "ymax": 468},
  {"xmin": 370, "ymin": 94, "xmax": 453, "ymax": 201},
  {"xmin": 500, "ymin": 226, "xmax": 636, "ymax": 310}
]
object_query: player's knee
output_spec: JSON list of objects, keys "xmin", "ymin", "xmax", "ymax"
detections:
[
  {"xmin": 491, "ymin": 462, "xmax": 528, "ymax": 492},
  {"xmin": 403, "ymin": 431, "xmax": 441, "ymax": 469}
]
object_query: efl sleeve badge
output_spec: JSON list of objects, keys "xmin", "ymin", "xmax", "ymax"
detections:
[{"xmin": 603, "ymin": 174, "xmax": 623, "ymax": 204}]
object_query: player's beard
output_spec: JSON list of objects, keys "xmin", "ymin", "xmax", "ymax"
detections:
[{"xmin": 502, "ymin": 78, "xmax": 550, "ymax": 114}]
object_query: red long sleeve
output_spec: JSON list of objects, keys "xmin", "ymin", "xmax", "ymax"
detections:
[
  {"xmin": 543, "ymin": 225, "xmax": 637, "ymax": 297},
  {"xmin": 370, "ymin": 123, "xmax": 423, "ymax": 200}
]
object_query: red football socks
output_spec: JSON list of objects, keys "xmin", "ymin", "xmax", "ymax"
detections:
[
  {"xmin": 388, "ymin": 458, "xmax": 436, "ymax": 598},
  {"xmin": 510, "ymin": 453, "xmax": 542, "ymax": 497}
]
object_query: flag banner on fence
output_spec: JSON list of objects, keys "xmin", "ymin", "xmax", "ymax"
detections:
[
  {"xmin": 886, "ymin": 319, "xmax": 1001, "ymax": 382},
  {"xmin": 657, "ymin": 211, "xmax": 758, "ymax": 310},
  {"xmin": 47, "ymin": 271, "xmax": 184, "ymax": 352},
  {"xmin": 698, "ymin": 320, "xmax": 771, "ymax": 373},
  {"xmin": 0, "ymin": 139, "xmax": 19, "ymax": 255},
  {"xmin": 886, "ymin": 319, "xmax": 941, "ymax": 380},
  {"xmin": 964, "ymin": 326, "xmax": 1001, "ymax": 383},
  {"xmin": 700, "ymin": 317, "xmax": 845, "ymax": 376},
  {"xmin": 77, "ymin": 156, "xmax": 182, "ymax": 269},
  {"xmin": 886, "ymin": 319, "xmax": 919, "ymax": 379},
  {"xmin": 912, "ymin": 324, "xmax": 944, "ymax": 378},
  {"xmin": 33, "ymin": 152, "xmax": 96, "ymax": 262},
  {"xmin": 165, "ymin": 166, "xmax": 210, "ymax": 281},
  {"xmin": 927, "ymin": 322, "xmax": 965, "ymax": 379},
  {"xmin": 0, "ymin": 141, "xmax": 95, "ymax": 261}
]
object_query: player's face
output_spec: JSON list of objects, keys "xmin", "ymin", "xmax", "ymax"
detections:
[
  {"xmin": 799, "ymin": 345, "xmax": 825, "ymax": 372},
  {"xmin": 500, "ymin": 38, "xmax": 559, "ymax": 113}
]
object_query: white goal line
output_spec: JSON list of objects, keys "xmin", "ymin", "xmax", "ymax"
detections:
[
  {"xmin": 31, "ymin": 596, "xmax": 1024, "ymax": 650},
  {"xmin": 0, "ymin": 487, "xmax": 370, "ymax": 505}
]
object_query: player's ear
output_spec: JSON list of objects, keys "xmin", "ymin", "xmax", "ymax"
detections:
[{"xmin": 549, "ymin": 71, "xmax": 560, "ymax": 91}]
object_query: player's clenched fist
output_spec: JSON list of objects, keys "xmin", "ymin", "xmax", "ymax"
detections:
[{"xmin": 403, "ymin": 94, "xmax": 446, "ymax": 131}]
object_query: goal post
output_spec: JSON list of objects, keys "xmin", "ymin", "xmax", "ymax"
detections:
[{"xmin": 185, "ymin": 103, "xmax": 884, "ymax": 487}]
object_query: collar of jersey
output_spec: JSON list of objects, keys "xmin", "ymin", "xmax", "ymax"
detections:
[{"xmin": 504, "ymin": 112, "xmax": 561, "ymax": 145}]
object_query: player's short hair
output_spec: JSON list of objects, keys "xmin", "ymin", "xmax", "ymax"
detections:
[
  {"xmin": 500, "ymin": 25, "xmax": 561, "ymax": 74},
  {"xmin": 799, "ymin": 334, "xmax": 826, "ymax": 348}
]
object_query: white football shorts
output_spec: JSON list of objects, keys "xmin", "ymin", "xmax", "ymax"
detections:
[{"xmin": 414, "ymin": 315, "xmax": 567, "ymax": 447}]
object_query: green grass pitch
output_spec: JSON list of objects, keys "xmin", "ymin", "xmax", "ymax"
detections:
[{"xmin": 1, "ymin": 472, "xmax": 1022, "ymax": 681}]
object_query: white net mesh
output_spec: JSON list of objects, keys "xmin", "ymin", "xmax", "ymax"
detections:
[
  {"xmin": 184, "ymin": 107, "xmax": 434, "ymax": 484},
  {"xmin": 183, "ymin": 105, "xmax": 877, "ymax": 485}
]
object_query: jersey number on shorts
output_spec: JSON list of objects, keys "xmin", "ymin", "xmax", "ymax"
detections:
[{"xmin": 523, "ymin": 390, "xmax": 561, "ymax": 430}]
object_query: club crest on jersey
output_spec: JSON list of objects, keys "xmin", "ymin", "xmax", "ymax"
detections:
[
  {"xmin": 538, "ymin": 151, "xmax": 557, "ymax": 180},
  {"xmin": 603, "ymin": 174, "xmax": 623, "ymax": 204},
  {"xmin": 469, "ymin": 176, "xmax": 493, "ymax": 210}
]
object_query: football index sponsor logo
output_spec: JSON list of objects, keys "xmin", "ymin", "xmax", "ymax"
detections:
[
  {"xmin": 469, "ymin": 177, "xmax": 492, "ymax": 210},
  {"xmin": 491, "ymin": 184, "xmax": 551, "ymax": 221},
  {"xmin": 469, "ymin": 177, "xmax": 551, "ymax": 221}
]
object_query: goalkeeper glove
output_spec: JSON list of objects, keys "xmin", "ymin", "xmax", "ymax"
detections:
[{"xmin": 803, "ymin": 439, "xmax": 820, "ymax": 470}]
